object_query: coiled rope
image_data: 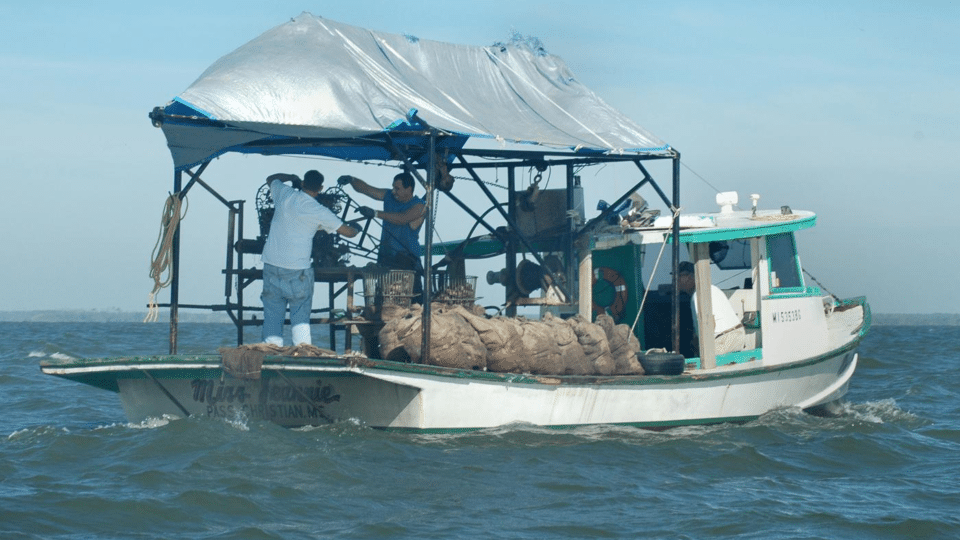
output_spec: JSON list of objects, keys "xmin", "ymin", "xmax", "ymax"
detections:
[{"xmin": 145, "ymin": 193, "xmax": 187, "ymax": 323}]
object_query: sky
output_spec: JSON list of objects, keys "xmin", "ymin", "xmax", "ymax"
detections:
[{"xmin": 2, "ymin": 0, "xmax": 958, "ymax": 315}]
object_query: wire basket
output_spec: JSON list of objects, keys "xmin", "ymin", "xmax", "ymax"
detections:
[
  {"xmin": 363, "ymin": 270, "xmax": 415, "ymax": 309},
  {"xmin": 433, "ymin": 274, "xmax": 477, "ymax": 306}
]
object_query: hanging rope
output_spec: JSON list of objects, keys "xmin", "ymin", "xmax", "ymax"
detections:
[
  {"xmin": 803, "ymin": 268, "xmax": 840, "ymax": 302},
  {"xmin": 145, "ymin": 193, "xmax": 187, "ymax": 323},
  {"xmin": 630, "ymin": 206, "xmax": 682, "ymax": 336}
]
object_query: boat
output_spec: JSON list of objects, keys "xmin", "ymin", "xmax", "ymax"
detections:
[{"xmin": 40, "ymin": 14, "xmax": 870, "ymax": 431}]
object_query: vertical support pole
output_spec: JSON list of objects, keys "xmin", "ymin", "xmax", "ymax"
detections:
[
  {"xmin": 225, "ymin": 205, "xmax": 235, "ymax": 299},
  {"xmin": 236, "ymin": 200, "xmax": 245, "ymax": 345},
  {"xmin": 751, "ymin": 237, "xmax": 764, "ymax": 350},
  {"xmin": 329, "ymin": 281, "xmax": 337, "ymax": 352},
  {"xmin": 505, "ymin": 167, "xmax": 517, "ymax": 317},
  {"xmin": 692, "ymin": 243, "xmax": 716, "ymax": 369},
  {"xmin": 578, "ymin": 246, "xmax": 592, "ymax": 319},
  {"xmin": 345, "ymin": 269, "xmax": 356, "ymax": 353},
  {"xmin": 169, "ymin": 170, "xmax": 182, "ymax": 355},
  {"xmin": 566, "ymin": 164, "xmax": 576, "ymax": 306},
  {"xmin": 671, "ymin": 153, "xmax": 681, "ymax": 355},
  {"xmin": 421, "ymin": 131, "xmax": 436, "ymax": 366},
  {"xmin": 225, "ymin": 201, "xmax": 244, "ymax": 346}
]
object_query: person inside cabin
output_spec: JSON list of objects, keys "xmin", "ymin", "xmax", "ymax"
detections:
[
  {"xmin": 676, "ymin": 261, "xmax": 746, "ymax": 356},
  {"xmin": 261, "ymin": 170, "xmax": 360, "ymax": 347},
  {"xmin": 338, "ymin": 172, "xmax": 426, "ymax": 298}
]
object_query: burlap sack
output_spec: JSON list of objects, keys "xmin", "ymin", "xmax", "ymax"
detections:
[
  {"xmin": 378, "ymin": 307, "xmax": 633, "ymax": 376},
  {"xmin": 460, "ymin": 310, "xmax": 527, "ymax": 373},
  {"xmin": 541, "ymin": 312, "xmax": 590, "ymax": 375},
  {"xmin": 567, "ymin": 315, "xmax": 615, "ymax": 375},
  {"xmin": 379, "ymin": 304, "xmax": 485, "ymax": 369},
  {"xmin": 611, "ymin": 324, "xmax": 644, "ymax": 375},
  {"xmin": 519, "ymin": 319, "xmax": 563, "ymax": 375},
  {"xmin": 378, "ymin": 305, "xmax": 421, "ymax": 362},
  {"xmin": 379, "ymin": 303, "xmax": 409, "ymax": 322},
  {"xmin": 595, "ymin": 314, "xmax": 643, "ymax": 375},
  {"xmin": 425, "ymin": 305, "xmax": 486, "ymax": 370}
]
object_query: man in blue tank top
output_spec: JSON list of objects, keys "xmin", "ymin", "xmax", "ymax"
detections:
[{"xmin": 338, "ymin": 172, "xmax": 425, "ymax": 297}]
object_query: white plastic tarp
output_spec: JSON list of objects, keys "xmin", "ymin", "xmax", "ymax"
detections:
[{"xmin": 158, "ymin": 13, "xmax": 670, "ymax": 169}]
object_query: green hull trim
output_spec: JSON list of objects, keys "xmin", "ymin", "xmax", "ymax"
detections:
[{"xmin": 684, "ymin": 348, "xmax": 764, "ymax": 371}]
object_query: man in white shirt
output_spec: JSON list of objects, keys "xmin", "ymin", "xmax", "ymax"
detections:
[
  {"xmin": 261, "ymin": 170, "xmax": 359, "ymax": 346},
  {"xmin": 676, "ymin": 261, "xmax": 746, "ymax": 355}
]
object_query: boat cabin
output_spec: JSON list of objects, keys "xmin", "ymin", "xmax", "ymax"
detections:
[{"xmin": 590, "ymin": 198, "xmax": 829, "ymax": 370}]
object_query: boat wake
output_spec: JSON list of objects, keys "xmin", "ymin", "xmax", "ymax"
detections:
[
  {"xmin": 752, "ymin": 399, "xmax": 923, "ymax": 435},
  {"xmin": 27, "ymin": 349, "xmax": 75, "ymax": 361},
  {"xmin": 6, "ymin": 425, "xmax": 70, "ymax": 442},
  {"xmin": 127, "ymin": 415, "xmax": 175, "ymax": 430},
  {"xmin": 840, "ymin": 398, "xmax": 923, "ymax": 427}
]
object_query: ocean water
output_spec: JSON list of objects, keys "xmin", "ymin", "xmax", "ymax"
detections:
[{"xmin": 3, "ymin": 322, "xmax": 959, "ymax": 539}]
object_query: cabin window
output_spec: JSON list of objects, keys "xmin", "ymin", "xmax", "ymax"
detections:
[
  {"xmin": 766, "ymin": 233, "xmax": 802, "ymax": 290},
  {"xmin": 709, "ymin": 240, "xmax": 751, "ymax": 270}
]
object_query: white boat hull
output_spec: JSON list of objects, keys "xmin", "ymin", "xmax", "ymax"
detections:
[{"xmin": 48, "ymin": 346, "xmax": 858, "ymax": 431}]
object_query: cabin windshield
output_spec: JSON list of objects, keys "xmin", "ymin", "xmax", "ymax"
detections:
[{"xmin": 709, "ymin": 239, "xmax": 751, "ymax": 270}]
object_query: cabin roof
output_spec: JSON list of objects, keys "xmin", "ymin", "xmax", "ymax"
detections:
[{"xmin": 590, "ymin": 209, "xmax": 817, "ymax": 250}]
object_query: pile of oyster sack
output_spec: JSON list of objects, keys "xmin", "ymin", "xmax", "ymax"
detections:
[{"xmin": 377, "ymin": 303, "xmax": 644, "ymax": 376}]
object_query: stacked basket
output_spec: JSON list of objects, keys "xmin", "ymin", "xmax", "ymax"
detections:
[
  {"xmin": 363, "ymin": 270, "xmax": 415, "ymax": 310},
  {"xmin": 433, "ymin": 274, "xmax": 477, "ymax": 306}
]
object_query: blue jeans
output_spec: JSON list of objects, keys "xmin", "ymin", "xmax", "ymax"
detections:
[{"xmin": 261, "ymin": 264, "xmax": 314, "ymax": 346}]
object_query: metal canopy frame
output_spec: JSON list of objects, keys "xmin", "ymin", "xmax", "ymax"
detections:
[{"xmin": 152, "ymin": 115, "xmax": 683, "ymax": 357}]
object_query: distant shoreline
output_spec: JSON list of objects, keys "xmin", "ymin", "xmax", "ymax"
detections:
[
  {"xmin": 0, "ymin": 310, "xmax": 233, "ymax": 323},
  {"xmin": 1, "ymin": 310, "xmax": 958, "ymax": 326}
]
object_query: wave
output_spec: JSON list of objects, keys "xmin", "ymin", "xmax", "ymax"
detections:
[
  {"xmin": 843, "ymin": 398, "xmax": 920, "ymax": 425},
  {"xmin": 27, "ymin": 349, "xmax": 76, "ymax": 361}
]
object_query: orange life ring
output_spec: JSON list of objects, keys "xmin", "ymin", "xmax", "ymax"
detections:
[{"xmin": 592, "ymin": 267, "xmax": 628, "ymax": 322}]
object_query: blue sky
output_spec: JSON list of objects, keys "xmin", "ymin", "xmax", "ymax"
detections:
[{"xmin": 2, "ymin": 1, "xmax": 958, "ymax": 314}]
